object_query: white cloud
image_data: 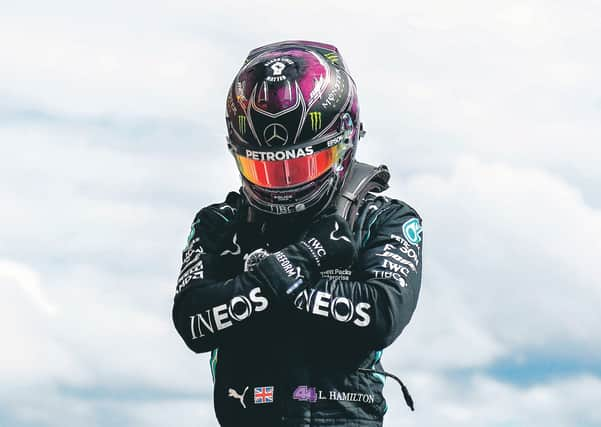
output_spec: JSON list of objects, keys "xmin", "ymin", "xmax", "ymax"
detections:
[
  {"xmin": 0, "ymin": 257, "xmax": 215, "ymax": 426},
  {"xmin": 385, "ymin": 372, "xmax": 601, "ymax": 427},
  {"xmin": 0, "ymin": 260, "xmax": 57, "ymax": 316},
  {"xmin": 1, "ymin": 1, "xmax": 600, "ymax": 426},
  {"xmin": 385, "ymin": 156, "xmax": 601, "ymax": 372},
  {"xmin": 0, "ymin": 260, "xmax": 87, "ymax": 385},
  {"xmin": 0, "ymin": 14, "xmax": 232, "ymax": 120},
  {"xmin": 125, "ymin": 400, "xmax": 218, "ymax": 427}
]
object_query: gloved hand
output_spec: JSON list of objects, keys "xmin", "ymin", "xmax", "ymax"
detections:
[
  {"xmin": 185, "ymin": 192, "xmax": 242, "ymax": 255},
  {"xmin": 254, "ymin": 214, "xmax": 356, "ymax": 300},
  {"xmin": 297, "ymin": 213, "xmax": 356, "ymax": 270}
]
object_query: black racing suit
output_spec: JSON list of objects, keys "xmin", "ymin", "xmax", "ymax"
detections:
[{"xmin": 172, "ymin": 191, "xmax": 423, "ymax": 427}]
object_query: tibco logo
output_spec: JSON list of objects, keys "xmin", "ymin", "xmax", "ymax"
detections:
[
  {"xmin": 293, "ymin": 289, "xmax": 370, "ymax": 327},
  {"xmin": 189, "ymin": 287, "xmax": 268, "ymax": 339}
]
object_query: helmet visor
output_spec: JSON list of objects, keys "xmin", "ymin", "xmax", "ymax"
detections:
[{"xmin": 234, "ymin": 144, "xmax": 342, "ymax": 189}]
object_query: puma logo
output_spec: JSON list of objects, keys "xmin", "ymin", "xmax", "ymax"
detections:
[
  {"xmin": 228, "ymin": 386, "xmax": 249, "ymax": 408},
  {"xmin": 221, "ymin": 233, "xmax": 241, "ymax": 256},
  {"xmin": 330, "ymin": 221, "xmax": 351, "ymax": 243},
  {"xmin": 219, "ymin": 205, "xmax": 237, "ymax": 216}
]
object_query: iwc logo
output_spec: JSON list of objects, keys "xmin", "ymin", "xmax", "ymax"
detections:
[{"xmin": 264, "ymin": 57, "xmax": 294, "ymax": 82}]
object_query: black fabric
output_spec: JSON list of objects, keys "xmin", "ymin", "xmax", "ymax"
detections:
[
  {"xmin": 172, "ymin": 191, "xmax": 423, "ymax": 426},
  {"xmin": 297, "ymin": 213, "xmax": 356, "ymax": 271}
]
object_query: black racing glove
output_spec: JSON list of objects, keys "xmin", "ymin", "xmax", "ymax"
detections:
[
  {"xmin": 185, "ymin": 198, "xmax": 241, "ymax": 254},
  {"xmin": 297, "ymin": 214, "xmax": 356, "ymax": 270},
  {"xmin": 254, "ymin": 214, "xmax": 356, "ymax": 299}
]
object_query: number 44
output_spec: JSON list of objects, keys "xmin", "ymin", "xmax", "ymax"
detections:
[{"xmin": 292, "ymin": 386, "xmax": 318, "ymax": 403}]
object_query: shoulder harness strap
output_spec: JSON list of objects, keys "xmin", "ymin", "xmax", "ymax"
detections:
[{"xmin": 335, "ymin": 161, "xmax": 390, "ymax": 229}]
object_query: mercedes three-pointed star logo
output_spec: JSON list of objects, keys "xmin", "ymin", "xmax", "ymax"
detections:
[{"xmin": 263, "ymin": 123, "xmax": 289, "ymax": 146}]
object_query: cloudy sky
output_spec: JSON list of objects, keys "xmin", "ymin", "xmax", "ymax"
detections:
[{"xmin": 1, "ymin": 0, "xmax": 600, "ymax": 426}]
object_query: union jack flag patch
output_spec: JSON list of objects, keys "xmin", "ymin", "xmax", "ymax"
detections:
[{"xmin": 254, "ymin": 386, "xmax": 274, "ymax": 404}]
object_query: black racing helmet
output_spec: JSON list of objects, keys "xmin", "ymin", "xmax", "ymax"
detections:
[{"xmin": 225, "ymin": 40, "xmax": 363, "ymax": 216}]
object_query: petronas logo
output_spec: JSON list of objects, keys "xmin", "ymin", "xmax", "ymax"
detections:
[
  {"xmin": 324, "ymin": 52, "xmax": 339, "ymax": 63},
  {"xmin": 238, "ymin": 115, "xmax": 247, "ymax": 134},
  {"xmin": 309, "ymin": 112, "xmax": 322, "ymax": 132}
]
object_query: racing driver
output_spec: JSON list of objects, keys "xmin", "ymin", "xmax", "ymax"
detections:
[{"xmin": 173, "ymin": 40, "xmax": 423, "ymax": 427}]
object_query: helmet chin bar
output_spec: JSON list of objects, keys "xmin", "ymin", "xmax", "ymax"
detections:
[{"xmin": 242, "ymin": 171, "xmax": 340, "ymax": 217}]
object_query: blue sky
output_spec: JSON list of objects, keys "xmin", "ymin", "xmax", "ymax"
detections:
[{"xmin": 1, "ymin": 1, "xmax": 601, "ymax": 426}]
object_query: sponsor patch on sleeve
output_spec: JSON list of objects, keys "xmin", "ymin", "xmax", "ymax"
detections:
[{"xmin": 402, "ymin": 218, "xmax": 422, "ymax": 245}]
